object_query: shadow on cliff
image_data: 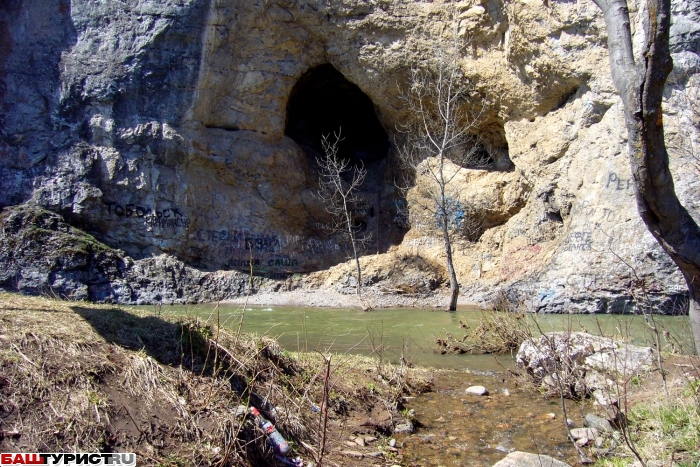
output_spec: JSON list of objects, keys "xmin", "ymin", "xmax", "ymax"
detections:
[
  {"xmin": 0, "ymin": 0, "xmax": 78, "ymax": 207},
  {"xmin": 110, "ymin": 0, "xmax": 211, "ymax": 129}
]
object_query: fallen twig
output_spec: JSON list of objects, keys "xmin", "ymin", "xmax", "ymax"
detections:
[{"xmin": 11, "ymin": 343, "xmax": 39, "ymax": 368}]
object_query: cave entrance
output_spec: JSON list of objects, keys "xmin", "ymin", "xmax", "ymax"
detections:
[
  {"xmin": 285, "ymin": 64, "xmax": 406, "ymax": 263},
  {"xmin": 285, "ymin": 64, "xmax": 389, "ymax": 166}
]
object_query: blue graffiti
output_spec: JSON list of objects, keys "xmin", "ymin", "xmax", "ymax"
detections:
[
  {"xmin": 435, "ymin": 197, "xmax": 466, "ymax": 230},
  {"xmin": 538, "ymin": 289, "xmax": 557, "ymax": 302}
]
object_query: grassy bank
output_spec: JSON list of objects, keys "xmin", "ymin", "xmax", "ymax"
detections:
[
  {"xmin": 0, "ymin": 293, "xmax": 432, "ymax": 466},
  {"xmin": 595, "ymin": 374, "xmax": 700, "ymax": 467}
]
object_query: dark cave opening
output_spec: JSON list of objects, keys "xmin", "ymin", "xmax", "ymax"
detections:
[
  {"xmin": 285, "ymin": 64, "xmax": 407, "ymax": 260},
  {"xmin": 285, "ymin": 64, "xmax": 390, "ymax": 165}
]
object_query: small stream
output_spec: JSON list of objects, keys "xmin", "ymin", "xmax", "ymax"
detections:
[
  {"xmin": 399, "ymin": 370, "xmax": 581, "ymax": 466},
  {"xmin": 136, "ymin": 304, "xmax": 693, "ymax": 466}
]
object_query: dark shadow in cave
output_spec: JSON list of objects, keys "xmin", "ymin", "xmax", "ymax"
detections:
[
  {"xmin": 285, "ymin": 64, "xmax": 390, "ymax": 166},
  {"xmin": 284, "ymin": 64, "xmax": 408, "ymax": 262}
]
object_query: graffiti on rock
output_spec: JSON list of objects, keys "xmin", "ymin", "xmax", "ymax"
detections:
[
  {"xmin": 103, "ymin": 201, "xmax": 191, "ymax": 231},
  {"xmin": 606, "ymin": 172, "xmax": 633, "ymax": 191},
  {"xmin": 561, "ymin": 231, "xmax": 593, "ymax": 252}
]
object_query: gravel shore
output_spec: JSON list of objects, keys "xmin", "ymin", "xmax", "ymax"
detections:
[{"xmin": 224, "ymin": 287, "xmax": 456, "ymax": 310}]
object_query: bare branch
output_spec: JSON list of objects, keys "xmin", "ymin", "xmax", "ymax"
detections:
[
  {"xmin": 314, "ymin": 129, "xmax": 369, "ymax": 296},
  {"xmin": 393, "ymin": 15, "xmax": 489, "ymax": 311}
]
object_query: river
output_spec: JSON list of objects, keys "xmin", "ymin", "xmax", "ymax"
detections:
[{"xmin": 141, "ymin": 303, "xmax": 693, "ymax": 466}]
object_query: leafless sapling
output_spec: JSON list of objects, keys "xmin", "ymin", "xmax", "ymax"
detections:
[
  {"xmin": 315, "ymin": 129, "xmax": 371, "ymax": 295},
  {"xmin": 394, "ymin": 25, "xmax": 488, "ymax": 311}
]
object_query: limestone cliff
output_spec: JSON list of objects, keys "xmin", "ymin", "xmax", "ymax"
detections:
[{"xmin": 1, "ymin": 0, "xmax": 698, "ymax": 310}]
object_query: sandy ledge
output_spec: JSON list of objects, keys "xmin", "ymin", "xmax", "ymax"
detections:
[{"xmin": 223, "ymin": 287, "xmax": 481, "ymax": 310}]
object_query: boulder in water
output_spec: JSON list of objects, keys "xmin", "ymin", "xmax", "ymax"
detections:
[
  {"xmin": 492, "ymin": 451, "xmax": 571, "ymax": 467},
  {"xmin": 465, "ymin": 385, "xmax": 489, "ymax": 396}
]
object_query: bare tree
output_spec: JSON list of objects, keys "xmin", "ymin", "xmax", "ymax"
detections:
[
  {"xmin": 592, "ymin": 0, "xmax": 700, "ymax": 352},
  {"xmin": 395, "ymin": 27, "xmax": 487, "ymax": 311},
  {"xmin": 315, "ymin": 129, "xmax": 370, "ymax": 295}
]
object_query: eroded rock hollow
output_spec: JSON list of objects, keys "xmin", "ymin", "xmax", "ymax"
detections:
[{"xmin": 1, "ymin": 0, "xmax": 698, "ymax": 309}]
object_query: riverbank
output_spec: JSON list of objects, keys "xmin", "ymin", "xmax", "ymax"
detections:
[
  {"xmin": 0, "ymin": 292, "xmax": 438, "ymax": 466},
  {"xmin": 1, "ymin": 204, "xmax": 687, "ymax": 314},
  {"xmin": 0, "ymin": 292, "xmax": 579, "ymax": 467},
  {"xmin": 2, "ymin": 292, "xmax": 697, "ymax": 467},
  {"xmin": 224, "ymin": 288, "xmax": 460, "ymax": 310}
]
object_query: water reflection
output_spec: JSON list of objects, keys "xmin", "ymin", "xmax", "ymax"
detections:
[{"xmin": 139, "ymin": 304, "xmax": 694, "ymax": 371}]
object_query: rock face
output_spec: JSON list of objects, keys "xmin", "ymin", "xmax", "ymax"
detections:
[
  {"xmin": 0, "ymin": 205, "xmax": 250, "ymax": 303},
  {"xmin": 1, "ymin": 0, "xmax": 699, "ymax": 306},
  {"xmin": 516, "ymin": 332, "xmax": 655, "ymax": 402}
]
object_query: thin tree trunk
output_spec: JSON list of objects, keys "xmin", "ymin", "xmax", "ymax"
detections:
[
  {"xmin": 354, "ymin": 254, "xmax": 362, "ymax": 296},
  {"xmin": 318, "ymin": 354, "xmax": 332, "ymax": 467},
  {"xmin": 594, "ymin": 0, "xmax": 700, "ymax": 352},
  {"xmin": 317, "ymin": 131, "xmax": 367, "ymax": 299},
  {"xmin": 689, "ymin": 287, "xmax": 700, "ymax": 354},
  {"xmin": 442, "ymin": 221, "xmax": 459, "ymax": 311},
  {"xmin": 344, "ymin": 199, "xmax": 362, "ymax": 296},
  {"xmin": 348, "ymin": 219, "xmax": 362, "ymax": 296}
]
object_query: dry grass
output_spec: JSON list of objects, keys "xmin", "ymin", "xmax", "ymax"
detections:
[
  {"xmin": 593, "ymin": 371, "xmax": 700, "ymax": 467},
  {"xmin": 434, "ymin": 288, "xmax": 533, "ymax": 355},
  {"xmin": 435, "ymin": 289, "xmax": 534, "ymax": 356},
  {"xmin": 436, "ymin": 309, "xmax": 533, "ymax": 355},
  {"xmin": 0, "ymin": 292, "xmax": 431, "ymax": 466}
]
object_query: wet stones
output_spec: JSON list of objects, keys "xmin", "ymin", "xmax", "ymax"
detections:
[
  {"xmin": 465, "ymin": 385, "xmax": 490, "ymax": 396},
  {"xmin": 393, "ymin": 420, "xmax": 414, "ymax": 434},
  {"xmin": 492, "ymin": 451, "xmax": 572, "ymax": 467},
  {"xmin": 570, "ymin": 427, "xmax": 599, "ymax": 439},
  {"xmin": 584, "ymin": 413, "xmax": 613, "ymax": 433},
  {"xmin": 570, "ymin": 427, "xmax": 599, "ymax": 445},
  {"xmin": 569, "ymin": 413, "xmax": 621, "ymax": 454}
]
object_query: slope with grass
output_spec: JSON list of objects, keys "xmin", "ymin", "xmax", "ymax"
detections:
[
  {"xmin": 0, "ymin": 293, "xmax": 432, "ymax": 466},
  {"xmin": 598, "ymin": 371, "xmax": 700, "ymax": 466}
]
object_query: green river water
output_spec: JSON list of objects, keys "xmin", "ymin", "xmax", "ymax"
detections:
[
  {"xmin": 141, "ymin": 303, "xmax": 693, "ymax": 466},
  {"xmin": 149, "ymin": 303, "xmax": 693, "ymax": 371}
]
